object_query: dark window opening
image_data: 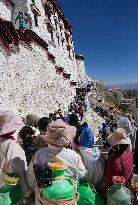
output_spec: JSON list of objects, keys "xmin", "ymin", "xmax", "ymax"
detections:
[
  {"xmin": 57, "ymin": 37, "xmax": 60, "ymax": 45},
  {"xmin": 60, "ymin": 25, "xmax": 62, "ymax": 32},
  {"xmin": 68, "ymin": 50, "xmax": 71, "ymax": 58},
  {"xmin": 34, "ymin": 14, "xmax": 38, "ymax": 27},
  {"xmin": 58, "ymin": 15, "xmax": 60, "ymax": 22},
  {"xmin": 44, "ymin": 6, "xmax": 51, "ymax": 22},
  {"xmin": 48, "ymin": 14, "xmax": 51, "ymax": 21},
  {"xmin": 60, "ymin": 30, "xmax": 62, "ymax": 37},
  {"xmin": 32, "ymin": 0, "xmax": 35, "ymax": 3},
  {"xmin": 55, "ymin": 20, "xmax": 58, "ymax": 30},
  {"xmin": 73, "ymin": 51, "xmax": 75, "ymax": 58},
  {"xmin": 62, "ymin": 39, "xmax": 64, "ymax": 46},
  {"xmin": 51, "ymin": 31, "xmax": 54, "ymax": 42},
  {"xmin": 66, "ymin": 36, "xmax": 69, "ymax": 44},
  {"xmin": 67, "ymin": 45, "xmax": 71, "ymax": 58}
]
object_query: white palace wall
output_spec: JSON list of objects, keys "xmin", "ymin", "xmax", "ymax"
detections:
[
  {"xmin": 0, "ymin": 43, "xmax": 75, "ymax": 116},
  {"xmin": 0, "ymin": 0, "xmax": 86, "ymax": 116}
]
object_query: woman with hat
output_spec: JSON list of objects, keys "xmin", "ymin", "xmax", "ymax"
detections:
[
  {"xmin": 27, "ymin": 119, "xmax": 87, "ymax": 204},
  {"xmin": 0, "ymin": 110, "xmax": 32, "ymax": 204},
  {"xmin": 99, "ymin": 128, "xmax": 133, "ymax": 196}
]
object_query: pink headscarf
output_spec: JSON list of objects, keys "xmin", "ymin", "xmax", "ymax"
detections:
[
  {"xmin": 46, "ymin": 119, "xmax": 77, "ymax": 147},
  {"xmin": 0, "ymin": 110, "xmax": 25, "ymax": 139}
]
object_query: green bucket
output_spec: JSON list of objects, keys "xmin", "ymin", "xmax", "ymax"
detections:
[
  {"xmin": 107, "ymin": 184, "xmax": 131, "ymax": 205},
  {"xmin": 41, "ymin": 178, "xmax": 75, "ymax": 200},
  {"xmin": 52, "ymin": 169, "xmax": 65, "ymax": 178},
  {"xmin": 0, "ymin": 184, "xmax": 22, "ymax": 205},
  {"xmin": 41, "ymin": 162, "xmax": 75, "ymax": 201},
  {"xmin": 77, "ymin": 182, "xmax": 105, "ymax": 205}
]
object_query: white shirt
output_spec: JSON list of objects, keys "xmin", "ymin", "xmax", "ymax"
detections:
[
  {"xmin": 27, "ymin": 145, "xmax": 87, "ymax": 205},
  {"xmin": 0, "ymin": 138, "xmax": 30, "ymax": 197}
]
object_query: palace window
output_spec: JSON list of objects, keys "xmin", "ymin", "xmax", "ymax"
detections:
[
  {"xmin": 34, "ymin": 14, "xmax": 38, "ymax": 27},
  {"xmin": 44, "ymin": 5, "xmax": 51, "ymax": 21},
  {"xmin": 57, "ymin": 37, "xmax": 60, "ymax": 45},
  {"xmin": 47, "ymin": 23, "xmax": 54, "ymax": 41},
  {"xmin": 67, "ymin": 45, "xmax": 71, "ymax": 58},
  {"xmin": 51, "ymin": 31, "xmax": 54, "ymax": 41},
  {"xmin": 56, "ymin": 33, "xmax": 60, "ymax": 45},
  {"xmin": 55, "ymin": 20, "xmax": 58, "ymax": 30},
  {"xmin": 60, "ymin": 25, "xmax": 62, "ymax": 32},
  {"xmin": 61, "ymin": 37, "xmax": 65, "ymax": 46}
]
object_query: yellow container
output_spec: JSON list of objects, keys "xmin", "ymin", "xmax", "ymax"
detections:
[
  {"xmin": 49, "ymin": 162, "xmax": 67, "ymax": 178},
  {"xmin": 49, "ymin": 162, "xmax": 67, "ymax": 171},
  {"xmin": 4, "ymin": 174, "xmax": 19, "ymax": 186}
]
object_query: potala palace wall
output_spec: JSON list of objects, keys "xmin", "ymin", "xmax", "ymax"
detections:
[{"xmin": 0, "ymin": 0, "xmax": 88, "ymax": 116}]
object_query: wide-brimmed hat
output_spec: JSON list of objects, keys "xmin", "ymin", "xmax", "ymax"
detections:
[
  {"xmin": 46, "ymin": 119, "xmax": 77, "ymax": 147},
  {"xmin": 107, "ymin": 128, "xmax": 130, "ymax": 146},
  {"xmin": 0, "ymin": 110, "xmax": 25, "ymax": 136}
]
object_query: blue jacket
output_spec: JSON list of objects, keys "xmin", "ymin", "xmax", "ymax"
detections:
[{"xmin": 80, "ymin": 126, "xmax": 94, "ymax": 148}]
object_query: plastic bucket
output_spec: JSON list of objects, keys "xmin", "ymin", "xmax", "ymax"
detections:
[
  {"xmin": 41, "ymin": 178, "xmax": 75, "ymax": 200},
  {"xmin": 77, "ymin": 182, "xmax": 105, "ymax": 205},
  {"xmin": 49, "ymin": 162, "xmax": 67, "ymax": 178},
  {"xmin": 0, "ymin": 185, "xmax": 22, "ymax": 205}
]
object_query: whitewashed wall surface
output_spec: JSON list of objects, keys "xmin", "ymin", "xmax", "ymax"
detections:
[{"xmin": 0, "ymin": 0, "xmax": 87, "ymax": 116}]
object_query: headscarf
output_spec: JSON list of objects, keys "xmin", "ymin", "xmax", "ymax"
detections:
[
  {"xmin": 45, "ymin": 119, "xmax": 77, "ymax": 147},
  {"xmin": 0, "ymin": 110, "xmax": 25, "ymax": 140},
  {"xmin": 117, "ymin": 117, "xmax": 132, "ymax": 136},
  {"xmin": 26, "ymin": 114, "xmax": 40, "ymax": 128}
]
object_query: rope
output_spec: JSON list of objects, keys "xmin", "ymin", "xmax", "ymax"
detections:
[
  {"xmin": 39, "ymin": 192, "xmax": 79, "ymax": 205},
  {"xmin": 37, "ymin": 176, "xmax": 79, "ymax": 205}
]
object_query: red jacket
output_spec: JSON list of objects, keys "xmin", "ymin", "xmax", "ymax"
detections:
[{"xmin": 99, "ymin": 147, "xmax": 133, "ymax": 196}]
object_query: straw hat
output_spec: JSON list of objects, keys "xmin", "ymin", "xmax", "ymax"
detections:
[{"xmin": 107, "ymin": 128, "xmax": 130, "ymax": 146}]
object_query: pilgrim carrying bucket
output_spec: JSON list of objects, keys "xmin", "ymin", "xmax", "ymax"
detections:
[
  {"xmin": 0, "ymin": 174, "xmax": 22, "ymax": 205},
  {"xmin": 37, "ymin": 162, "xmax": 79, "ymax": 205},
  {"xmin": 38, "ymin": 176, "xmax": 79, "ymax": 205}
]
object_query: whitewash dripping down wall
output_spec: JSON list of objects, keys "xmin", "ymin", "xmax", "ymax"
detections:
[
  {"xmin": 0, "ymin": 0, "xmax": 87, "ymax": 116},
  {"xmin": 0, "ymin": 1, "xmax": 12, "ymax": 21},
  {"xmin": 0, "ymin": 43, "xmax": 76, "ymax": 116}
]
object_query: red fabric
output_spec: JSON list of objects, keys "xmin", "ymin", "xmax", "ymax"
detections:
[
  {"xmin": 79, "ymin": 108, "xmax": 84, "ymax": 115},
  {"xmin": 99, "ymin": 147, "xmax": 133, "ymax": 196},
  {"xmin": 0, "ymin": 132, "xmax": 15, "ymax": 141},
  {"xmin": 112, "ymin": 176, "xmax": 126, "ymax": 185}
]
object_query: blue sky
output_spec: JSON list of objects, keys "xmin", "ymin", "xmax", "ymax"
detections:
[{"xmin": 58, "ymin": 0, "xmax": 138, "ymax": 85}]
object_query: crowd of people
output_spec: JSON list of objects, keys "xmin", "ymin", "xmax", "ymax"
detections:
[{"xmin": 0, "ymin": 85, "xmax": 138, "ymax": 204}]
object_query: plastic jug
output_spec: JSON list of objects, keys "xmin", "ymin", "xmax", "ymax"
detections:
[
  {"xmin": 0, "ymin": 174, "xmax": 22, "ymax": 205},
  {"xmin": 77, "ymin": 182, "xmax": 105, "ymax": 205},
  {"xmin": 49, "ymin": 162, "xmax": 66, "ymax": 178},
  {"xmin": 131, "ymin": 174, "xmax": 138, "ymax": 204},
  {"xmin": 40, "ymin": 162, "xmax": 79, "ymax": 204},
  {"xmin": 107, "ymin": 176, "xmax": 131, "ymax": 205}
]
